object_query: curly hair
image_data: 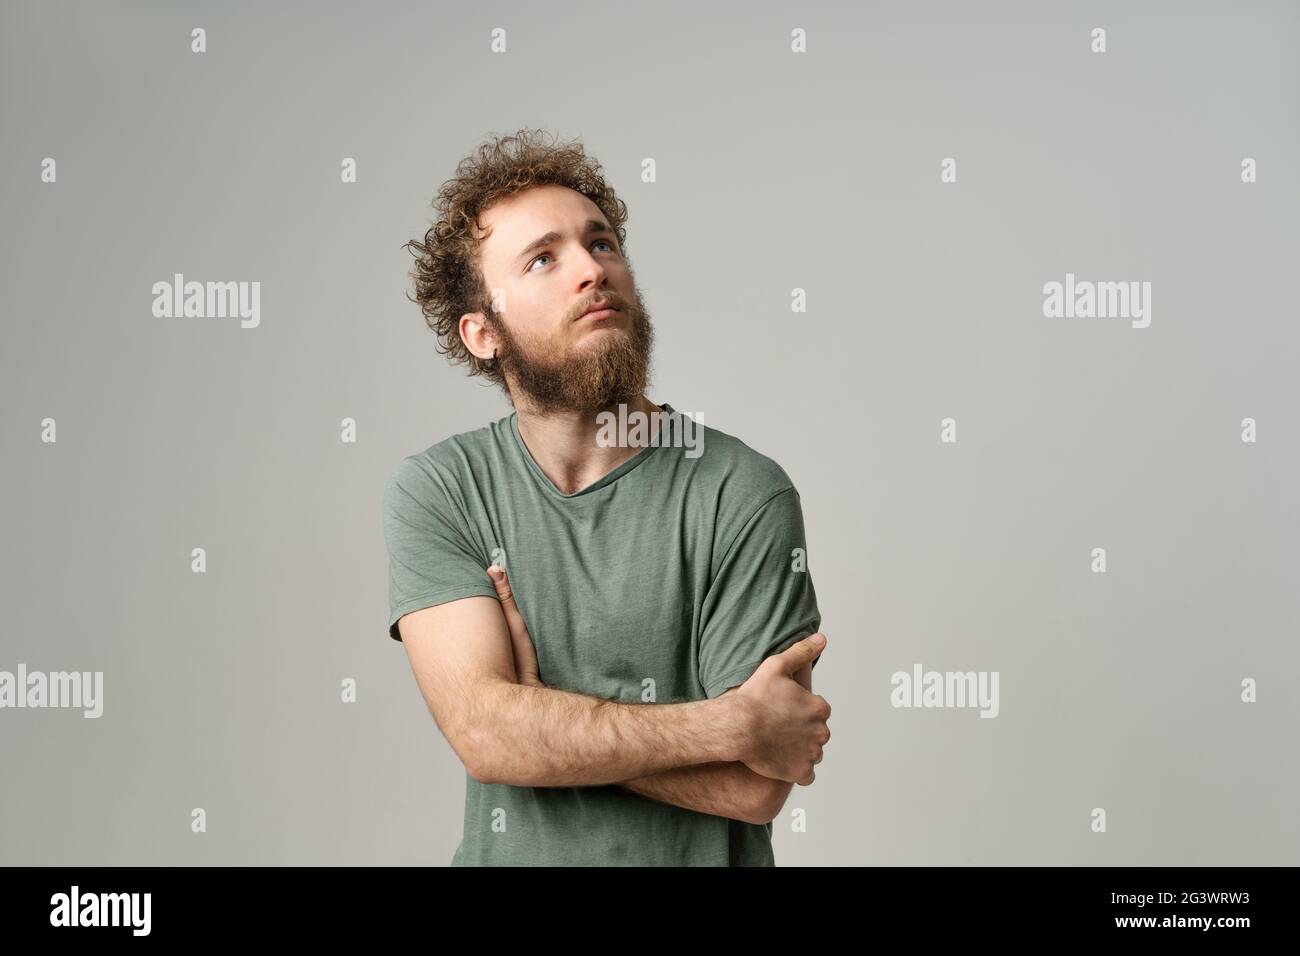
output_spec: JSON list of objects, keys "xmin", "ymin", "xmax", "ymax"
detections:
[{"xmin": 403, "ymin": 129, "xmax": 630, "ymax": 387}]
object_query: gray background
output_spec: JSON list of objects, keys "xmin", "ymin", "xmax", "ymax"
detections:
[{"xmin": 2, "ymin": 0, "xmax": 1296, "ymax": 865}]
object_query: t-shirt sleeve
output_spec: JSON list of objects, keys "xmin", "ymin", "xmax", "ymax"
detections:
[
  {"xmin": 382, "ymin": 456, "xmax": 499, "ymax": 642},
  {"xmin": 697, "ymin": 486, "xmax": 822, "ymax": 698}
]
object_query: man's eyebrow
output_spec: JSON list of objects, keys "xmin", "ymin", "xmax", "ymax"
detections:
[{"xmin": 513, "ymin": 220, "xmax": 616, "ymax": 264}]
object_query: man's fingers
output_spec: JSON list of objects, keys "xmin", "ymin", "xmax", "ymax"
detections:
[
  {"xmin": 774, "ymin": 632, "xmax": 827, "ymax": 675},
  {"xmin": 487, "ymin": 565, "xmax": 541, "ymax": 686},
  {"xmin": 487, "ymin": 564, "xmax": 515, "ymax": 606},
  {"xmin": 792, "ymin": 662, "xmax": 813, "ymax": 692},
  {"xmin": 487, "ymin": 565, "xmax": 526, "ymax": 634}
]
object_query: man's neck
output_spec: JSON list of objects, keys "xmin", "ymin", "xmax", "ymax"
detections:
[{"xmin": 514, "ymin": 393, "xmax": 662, "ymax": 495}]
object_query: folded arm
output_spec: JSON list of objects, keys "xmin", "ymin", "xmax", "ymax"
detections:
[
  {"xmin": 476, "ymin": 565, "xmax": 817, "ymax": 825},
  {"xmin": 615, "ymin": 665, "xmax": 810, "ymax": 826},
  {"xmin": 396, "ymin": 593, "xmax": 756, "ymax": 788}
]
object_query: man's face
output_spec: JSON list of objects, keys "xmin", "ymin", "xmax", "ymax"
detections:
[{"xmin": 470, "ymin": 184, "xmax": 654, "ymax": 413}]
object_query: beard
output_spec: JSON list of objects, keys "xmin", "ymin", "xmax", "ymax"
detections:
[{"xmin": 487, "ymin": 287, "xmax": 655, "ymax": 414}]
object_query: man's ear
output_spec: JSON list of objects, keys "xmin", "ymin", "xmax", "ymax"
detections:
[{"xmin": 459, "ymin": 311, "xmax": 498, "ymax": 362}]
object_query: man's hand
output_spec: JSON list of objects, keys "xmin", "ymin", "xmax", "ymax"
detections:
[
  {"xmin": 729, "ymin": 635, "xmax": 831, "ymax": 786},
  {"xmin": 486, "ymin": 564, "xmax": 543, "ymax": 687}
]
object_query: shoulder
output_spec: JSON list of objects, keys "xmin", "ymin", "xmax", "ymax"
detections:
[
  {"xmin": 671, "ymin": 414, "xmax": 808, "ymax": 561},
  {"xmin": 383, "ymin": 415, "xmax": 511, "ymax": 507},
  {"xmin": 671, "ymin": 414, "xmax": 809, "ymax": 573},
  {"xmin": 687, "ymin": 415, "xmax": 799, "ymax": 505}
]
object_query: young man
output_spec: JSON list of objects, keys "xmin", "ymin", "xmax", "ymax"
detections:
[{"xmin": 384, "ymin": 129, "xmax": 831, "ymax": 866}]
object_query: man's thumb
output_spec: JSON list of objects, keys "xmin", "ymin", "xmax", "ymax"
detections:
[
  {"xmin": 774, "ymin": 632, "xmax": 826, "ymax": 674},
  {"xmin": 487, "ymin": 565, "xmax": 515, "ymax": 606}
]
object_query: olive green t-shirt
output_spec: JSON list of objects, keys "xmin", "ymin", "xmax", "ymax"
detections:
[{"xmin": 382, "ymin": 403, "xmax": 821, "ymax": 866}]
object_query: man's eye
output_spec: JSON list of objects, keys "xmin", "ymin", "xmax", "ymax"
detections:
[{"xmin": 527, "ymin": 240, "xmax": 616, "ymax": 273}]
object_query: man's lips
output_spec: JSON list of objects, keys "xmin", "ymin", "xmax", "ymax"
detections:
[{"xmin": 576, "ymin": 301, "xmax": 620, "ymax": 321}]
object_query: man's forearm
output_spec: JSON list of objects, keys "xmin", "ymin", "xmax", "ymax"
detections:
[
  {"xmin": 616, "ymin": 761, "xmax": 790, "ymax": 826},
  {"xmin": 466, "ymin": 681, "xmax": 748, "ymax": 788},
  {"xmin": 614, "ymin": 664, "xmax": 814, "ymax": 823}
]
